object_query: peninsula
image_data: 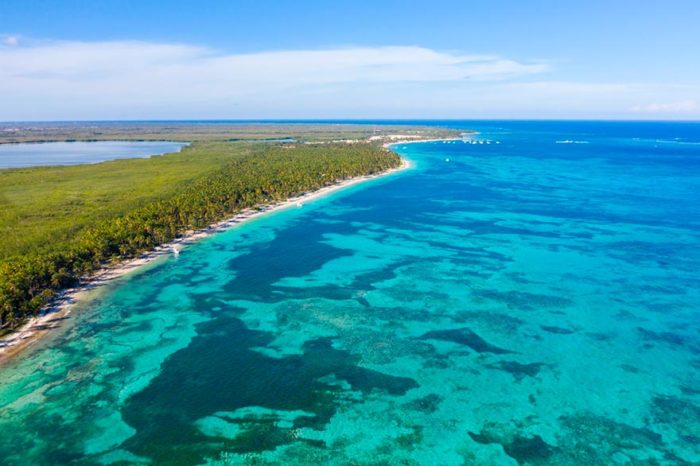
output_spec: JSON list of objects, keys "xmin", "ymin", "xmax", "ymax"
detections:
[{"xmin": 0, "ymin": 122, "xmax": 456, "ymax": 361}]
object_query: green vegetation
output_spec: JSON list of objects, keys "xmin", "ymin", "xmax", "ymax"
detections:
[
  {"xmin": 0, "ymin": 122, "xmax": 458, "ymax": 144},
  {"xmin": 0, "ymin": 137, "xmax": 402, "ymax": 329}
]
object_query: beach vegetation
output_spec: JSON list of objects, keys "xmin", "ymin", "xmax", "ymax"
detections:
[{"xmin": 0, "ymin": 141, "xmax": 400, "ymax": 329}]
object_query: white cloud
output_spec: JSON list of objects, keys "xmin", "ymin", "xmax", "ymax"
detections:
[
  {"xmin": 0, "ymin": 37, "xmax": 698, "ymax": 120},
  {"xmin": 1, "ymin": 35, "xmax": 19, "ymax": 47},
  {"xmin": 0, "ymin": 39, "xmax": 551, "ymax": 119},
  {"xmin": 631, "ymin": 100, "xmax": 698, "ymax": 113},
  {"xmin": 502, "ymin": 81, "xmax": 631, "ymax": 94},
  {"xmin": 0, "ymin": 40, "xmax": 547, "ymax": 87}
]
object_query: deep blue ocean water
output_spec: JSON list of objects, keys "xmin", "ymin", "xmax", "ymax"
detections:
[
  {"xmin": 0, "ymin": 121, "xmax": 699, "ymax": 465},
  {"xmin": 0, "ymin": 140, "xmax": 186, "ymax": 168}
]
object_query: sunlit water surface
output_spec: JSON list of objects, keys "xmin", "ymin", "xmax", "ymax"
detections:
[{"xmin": 0, "ymin": 141, "xmax": 186, "ymax": 168}]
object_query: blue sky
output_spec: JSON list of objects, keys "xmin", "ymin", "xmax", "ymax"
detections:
[{"xmin": 1, "ymin": 0, "xmax": 699, "ymax": 120}]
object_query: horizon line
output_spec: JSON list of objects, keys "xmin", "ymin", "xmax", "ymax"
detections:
[{"xmin": 2, "ymin": 118, "xmax": 700, "ymax": 124}]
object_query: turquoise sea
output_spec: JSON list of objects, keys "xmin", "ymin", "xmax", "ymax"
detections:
[{"xmin": 0, "ymin": 121, "xmax": 699, "ymax": 465}]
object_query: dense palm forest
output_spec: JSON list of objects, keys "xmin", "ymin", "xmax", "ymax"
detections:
[{"xmin": 0, "ymin": 141, "xmax": 401, "ymax": 329}]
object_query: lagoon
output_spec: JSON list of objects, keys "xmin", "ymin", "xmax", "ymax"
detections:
[{"xmin": 0, "ymin": 140, "xmax": 187, "ymax": 169}]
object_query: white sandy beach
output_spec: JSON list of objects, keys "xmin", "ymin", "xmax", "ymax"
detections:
[
  {"xmin": 0, "ymin": 157, "xmax": 412, "ymax": 364},
  {"xmin": 383, "ymin": 137, "xmax": 463, "ymax": 149}
]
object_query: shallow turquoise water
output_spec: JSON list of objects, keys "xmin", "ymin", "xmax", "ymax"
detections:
[
  {"xmin": 0, "ymin": 141, "xmax": 186, "ymax": 168},
  {"xmin": 0, "ymin": 122, "xmax": 699, "ymax": 465}
]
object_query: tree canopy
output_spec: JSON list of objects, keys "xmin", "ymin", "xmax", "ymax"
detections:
[{"xmin": 0, "ymin": 141, "xmax": 400, "ymax": 329}]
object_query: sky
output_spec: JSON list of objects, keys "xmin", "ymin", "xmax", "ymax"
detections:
[{"xmin": 1, "ymin": 0, "xmax": 699, "ymax": 121}]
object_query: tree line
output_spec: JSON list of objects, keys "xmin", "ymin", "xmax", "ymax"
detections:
[{"xmin": 0, "ymin": 143, "xmax": 400, "ymax": 329}]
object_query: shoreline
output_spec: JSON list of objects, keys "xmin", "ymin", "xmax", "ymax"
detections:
[
  {"xmin": 0, "ymin": 156, "xmax": 413, "ymax": 365},
  {"xmin": 384, "ymin": 137, "xmax": 462, "ymax": 147}
]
